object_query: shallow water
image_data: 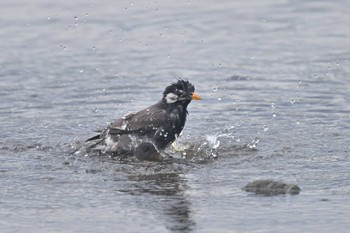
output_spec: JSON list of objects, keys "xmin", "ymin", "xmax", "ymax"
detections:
[{"xmin": 1, "ymin": 0, "xmax": 350, "ymax": 232}]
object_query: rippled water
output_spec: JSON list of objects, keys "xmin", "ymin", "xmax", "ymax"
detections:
[{"xmin": 1, "ymin": 0, "xmax": 350, "ymax": 232}]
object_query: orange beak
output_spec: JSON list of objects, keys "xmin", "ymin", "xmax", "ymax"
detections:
[{"xmin": 191, "ymin": 92, "xmax": 202, "ymax": 100}]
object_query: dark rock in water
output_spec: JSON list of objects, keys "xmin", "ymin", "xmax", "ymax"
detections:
[{"xmin": 243, "ymin": 179, "xmax": 301, "ymax": 196}]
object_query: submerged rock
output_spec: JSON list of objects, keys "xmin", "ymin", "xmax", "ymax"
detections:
[{"xmin": 243, "ymin": 179, "xmax": 301, "ymax": 196}]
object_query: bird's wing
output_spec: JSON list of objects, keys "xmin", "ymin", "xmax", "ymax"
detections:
[{"xmin": 109, "ymin": 102, "xmax": 169, "ymax": 135}]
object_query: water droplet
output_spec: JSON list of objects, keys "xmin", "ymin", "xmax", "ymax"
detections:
[
  {"xmin": 289, "ymin": 99, "xmax": 295, "ymax": 104},
  {"xmin": 78, "ymin": 124, "xmax": 82, "ymax": 127},
  {"xmin": 271, "ymin": 103, "xmax": 276, "ymax": 109},
  {"xmin": 94, "ymin": 108, "xmax": 98, "ymax": 113},
  {"xmin": 247, "ymin": 137, "xmax": 259, "ymax": 149},
  {"xmin": 206, "ymin": 135, "xmax": 220, "ymax": 149},
  {"xmin": 47, "ymin": 17, "xmax": 51, "ymax": 20},
  {"xmin": 272, "ymin": 112, "xmax": 277, "ymax": 117},
  {"xmin": 74, "ymin": 16, "xmax": 78, "ymax": 20},
  {"xmin": 218, "ymin": 97, "xmax": 222, "ymax": 101},
  {"xmin": 263, "ymin": 125, "xmax": 269, "ymax": 131},
  {"xmin": 80, "ymin": 70, "xmax": 83, "ymax": 73},
  {"xmin": 92, "ymin": 46, "xmax": 96, "ymax": 50},
  {"xmin": 85, "ymin": 13, "xmax": 89, "ymax": 17},
  {"xmin": 251, "ymin": 56, "xmax": 255, "ymax": 60},
  {"xmin": 212, "ymin": 86, "xmax": 218, "ymax": 92},
  {"xmin": 130, "ymin": 2, "xmax": 134, "ymax": 6}
]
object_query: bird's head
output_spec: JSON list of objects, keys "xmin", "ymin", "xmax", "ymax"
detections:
[{"xmin": 163, "ymin": 79, "xmax": 202, "ymax": 105}]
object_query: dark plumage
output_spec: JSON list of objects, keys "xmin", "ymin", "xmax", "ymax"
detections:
[{"xmin": 86, "ymin": 79, "xmax": 201, "ymax": 158}]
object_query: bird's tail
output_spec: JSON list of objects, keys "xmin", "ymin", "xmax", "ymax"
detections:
[
  {"xmin": 85, "ymin": 134, "xmax": 104, "ymax": 151},
  {"xmin": 86, "ymin": 134, "xmax": 101, "ymax": 142}
]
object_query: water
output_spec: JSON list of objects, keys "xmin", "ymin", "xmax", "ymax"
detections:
[{"xmin": 1, "ymin": 0, "xmax": 350, "ymax": 232}]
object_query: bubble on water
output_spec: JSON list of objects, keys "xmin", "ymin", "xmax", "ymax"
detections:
[
  {"xmin": 212, "ymin": 86, "xmax": 218, "ymax": 92},
  {"xmin": 271, "ymin": 103, "xmax": 276, "ymax": 109},
  {"xmin": 74, "ymin": 16, "xmax": 78, "ymax": 20},
  {"xmin": 289, "ymin": 99, "xmax": 295, "ymax": 104},
  {"xmin": 263, "ymin": 125, "xmax": 269, "ymax": 131},
  {"xmin": 130, "ymin": 2, "xmax": 134, "ymax": 6},
  {"xmin": 247, "ymin": 137, "xmax": 259, "ymax": 149},
  {"xmin": 272, "ymin": 112, "xmax": 277, "ymax": 118},
  {"xmin": 218, "ymin": 97, "xmax": 222, "ymax": 101},
  {"xmin": 93, "ymin": 108, "xmax": 98, "ymax": 113}
]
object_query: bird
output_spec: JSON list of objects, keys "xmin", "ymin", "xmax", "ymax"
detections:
[{"xmin": 86, "ymin": 79, "xmax": 201, "ymax": 159}]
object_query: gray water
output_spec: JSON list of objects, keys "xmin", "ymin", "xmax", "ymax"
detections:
[{"xmin": 1, "ymin": 0, "xmax": 350, "ymax": 232}]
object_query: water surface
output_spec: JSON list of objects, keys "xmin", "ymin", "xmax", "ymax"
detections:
[{"xmin": 1, "ymin": 0, "xmax": 350, "ymax": 232}]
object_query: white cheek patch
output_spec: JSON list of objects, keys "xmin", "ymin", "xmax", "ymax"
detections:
[{"xmin": 165, "ymin": 93, "xmax": 178, "ymax": 104}]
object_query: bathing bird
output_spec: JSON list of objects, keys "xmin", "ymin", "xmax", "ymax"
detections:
[{"xmin": 86, "ymin": 79, "xmax": 201, "ymax": 158}]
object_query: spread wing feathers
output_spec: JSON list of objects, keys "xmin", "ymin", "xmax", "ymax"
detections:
[
  {"xmin": 110, "ymin": 103, "xmax": 169, "ymax": 134},
  {"xmin": 86, "ymin": 102, "xmax": 169, "ymax": 142}
]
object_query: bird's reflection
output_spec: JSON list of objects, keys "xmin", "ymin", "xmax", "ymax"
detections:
[{"xmin": 121, "ymin": 172, "xmax": 195, "ymax": 233}]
